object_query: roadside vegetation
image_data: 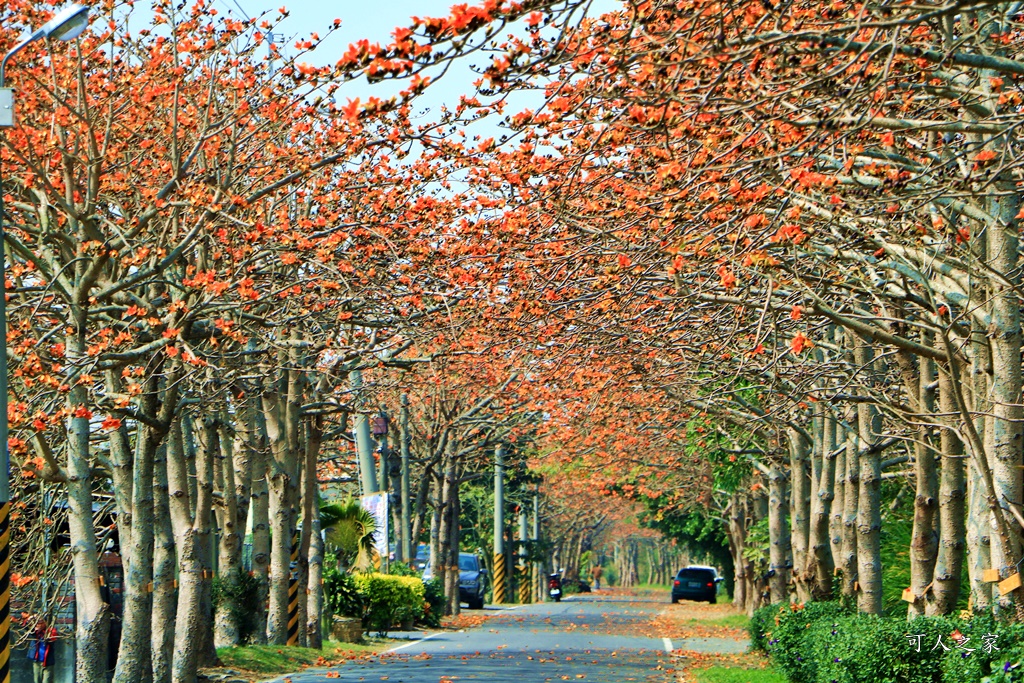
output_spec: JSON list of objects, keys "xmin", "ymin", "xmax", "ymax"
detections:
[{"xmin": 212, "ymin": 641, "xmax": 387, "ymax": 677}]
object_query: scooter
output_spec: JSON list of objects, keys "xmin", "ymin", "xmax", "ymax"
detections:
[{"xmin": 548, "ymin": 573, "xmax": 562, "ymax": 602}]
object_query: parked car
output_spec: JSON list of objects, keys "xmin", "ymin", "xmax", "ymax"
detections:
[
  {"xmin": 413, "ymin": 544, "xmax": 429, "ymax": 572},
  {"xmin": 671, "ymin": 565, "xmax": 722, "ymax": 604},
  {"xmin": 422, "ymin": 552, "xmax": 488, "ymax": 609}
]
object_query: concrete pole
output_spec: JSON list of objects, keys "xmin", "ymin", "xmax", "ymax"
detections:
[
  {"xmin": 376, "ymin": 407, "xmax": 390, "ymax": 493},
  {"xmin": 350, "ymin": 369, "xmax": 378, "ymax": 494},
  {"xmin": 532, "ymin": 490, "xmax": 541, "ymax": 602},
  {"xmin": 492, "ymin": 445, "xmax": 506, "ymax": 604},
  {"xmin": 400, "ymin": 395, "xmax": 412, "ymax": 564},
  {"xmin": 518, "ymin": 506, "xmax": 531, "ymax": 604}
]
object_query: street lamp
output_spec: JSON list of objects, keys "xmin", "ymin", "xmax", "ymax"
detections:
[
  {"xmin": 1, "ymin": 4, "xmax": 90, "ymax": 101},
  {"xmin": 0, "ymin": 6, "xmax": 90, "ymax": 683}
]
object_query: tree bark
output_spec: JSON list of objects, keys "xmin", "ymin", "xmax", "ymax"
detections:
[
  {"xmin": 113, "ymin": 370, "xmax": 168, "ymax": 683},
  {"xmin": 151, "ymin": 444, "xmax": 176, "ymax": 683},
  {"xmin": 830, "ymin": 416, "xmax": 845, "ymax": 584},
  {"xmin": 967, "ymin": 299, "xmax": 993, "ymax": 610},
  {"xmin": 168, "ymin": 409, "xmax": 217, "ymax": 683},
  {"xmin": 926, "ymin": 365, "xmax": 966, "ymax": 616},
  {"xmin": 855, "ymin": 338, "xmax": 883, "ymax": 615},
  {"xmin": 985, "ymin": 187, "xmax": 1024, "ymax": 611},
  {"xmin": 298, "ymin": 418, "xmax": 323, "ymax": 647},
  {"xmin": 788, "ymin": 428, "xmax": 811, "ymax": 603},
  {"xmin": 196, "ymin": 417, "xmax": 220, "ymax": 668},
  {"xmin": 67, "ymin": 327, "xmax": 110, "ymax": 683},
  {"xmin": 812, "ymin": 403, "xmax": 836, "ymax": 599},
  {"xmin": 261, "ymin": 371, "xmax": 302, "ymax": 644},
  {"xmin": 840, "ymin": 418, "xmax": 859, "ymax": 600},
  {"xmin": 767, "ymin": 457, "xmax": 791, "ymax": 603},
  {"xmin": 214, "ymin": 393, "xmax": 255, "ymax": 647},
  {"xmin": 250, "ymin": 412, "xmax": 271, "ymax": 644},
  {"xmin": 907, "ymin": 349, "xmax": 939, "ymax": 618}
]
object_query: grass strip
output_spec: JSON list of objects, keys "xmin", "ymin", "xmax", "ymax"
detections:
[{"xmin": 213, "ymin": 640, "xmax": 387, "ymax": 676}]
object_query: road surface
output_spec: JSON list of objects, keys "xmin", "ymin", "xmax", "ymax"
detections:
[{"xmin": 270, "ymin": 594, "xmax": 747, "ymax": 683}]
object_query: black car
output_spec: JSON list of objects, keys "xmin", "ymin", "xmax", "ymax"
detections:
[
  {"xmin": 671, "ymin": 565, "xmax": 722, "ymax": 604},
  {"xmin": 422, "ymin": 552, "xmax": 488, "ymax": 609}
]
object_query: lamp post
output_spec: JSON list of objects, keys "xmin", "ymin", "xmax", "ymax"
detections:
[{"xmin": 0, "ymin": 6, "xmax": 90, "ymax": 683}]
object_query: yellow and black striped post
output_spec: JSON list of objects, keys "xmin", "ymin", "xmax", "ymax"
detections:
[
  {"xmin": 492, "ymin": 553, "xmax": 506, "ymax": 604},
  {"xmin": 0, "ymin": 502, "xmax": 9, "ymax": 683},
  {"xmin": 518, "ymin": 564, "xmax": 531, "ymax": 604},
  {"xmin": 287, "ymin": 534, "xmax": 300, "ymax": 646}
]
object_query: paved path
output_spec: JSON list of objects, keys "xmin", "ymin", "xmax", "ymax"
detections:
[{"xmin": 270, "ymin": 594, "xmax": 747, "ymax": 683}]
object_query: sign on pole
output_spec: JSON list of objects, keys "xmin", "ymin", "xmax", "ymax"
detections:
[{"xmin": 360, "ymin": 493, "xmax": 389, "ymax": 569}]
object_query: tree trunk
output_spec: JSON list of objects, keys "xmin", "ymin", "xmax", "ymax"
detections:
[
  {"xmin": 214, "ymin": 393, "xmax": 254, "ymax": 647},
  {"xmin": 250, "ymin": 417, "xmax": 271, "ymax": 644},
  {"xmin": 447, "ymin": 483, "xmax": 461, "ymax": 617},
  {"xmin": 213, "ymin": 420, "xmax": 240, "ymax": 648},
  {"xmin": 195, "ymin": 417, "xmax": 220, "ymax": 668},
  {"xmin": 986, "ymin": 187, "xmax": 1024, "ymax": 611},
  {"xmin": 307, "ymin": 504, "xmax": 325, "ymax": 649},
  {"xmin": 840, "ymin": 419, "xmax": 859, "ymax": 600},
  {"xmin": 297, "ymin": 419, "xmax": 323, "ymax": 647},
  {"xmin": 855, "ymin": 338, "xmax": 883, "ymax": 615},
  {"xmin": 767, "ymin": 457, "xmax": 791, "ymax": 603},
  {"xmin": 168, "ymin": 410, "xmax": 217, "ymax": 683},
  {"xmin": 411, "ymin": 460, "xmax": 433, "ymax": 552},
  {"xmin": 788, "ymin": 428, "xmax": 811, "ymax": 603},
  {"xmin": 967, "ymin": 305, "xmax": 993, "ymax": 611},
  {"xmin": 151, "ymin": 444, "xmax": 176, "ymax": 683},
  {"xmin": 811, "ymin": 403, "xmax": 836, "ymax": 599},
  {"xmin": 726, "ymin": 493, "xmax": 747, "ymax": 610},
  {"xmin": 67, "ymin": 328, "xmax": 110, "ymax": 683},
  {"xmin": 104, "ymin": 369, "xmax": 135, "ymax": 571},
  {"xmin": 429, "ymin": 473, "xmax": 442, "ymax": 575},
  {"xmin": 830, "ymin": 418, "xmax": 845, "ymax": 587},
  {"xmin": 113, "ymin": 371, "xmax": 164, "ymax": 683},
  {"xmin": 908, "ymin": 349, "xmax": 939, "ymax": 618},
  {"xmin": 926, "ymin": 365, "xmax": 966, "ymax": 616},
  {"xmin": 262, "ymin": 381, "xmax": 301, "ymax": 645}
]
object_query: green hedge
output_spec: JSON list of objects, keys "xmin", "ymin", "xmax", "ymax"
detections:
[
  {"xmin": 324, "ymin": 569, "xmax": 429, "ymax": 636},
  {"xmin": 752, "ymin": 602, "xmax": 1024, "ymax": 683},
  {"xmin": 760, "ymin": 601, "xmax": 852, "ymax": 683},
  {"xmin": 323, "ymin": 568, "xmax": 366, "ymax": 620},
  {"xmin": 421, "ymin": 578, "xmax": 445, "ymax": 628},
  {"xmin": 352, "ymin": 573, "xmax": 426, "ymax": 636}
]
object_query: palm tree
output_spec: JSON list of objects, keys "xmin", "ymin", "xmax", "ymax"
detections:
[{"xmin": 320, "ymin": 499, "xmax": 378, "ymax": 571}]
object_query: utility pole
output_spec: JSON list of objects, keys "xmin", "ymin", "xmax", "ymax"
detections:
[
  {"xmin": 374, "ymin": 407, "xmax": 390, "ymax": 493},
  {"xmin": 532, "ymin": 489, "xmax": 541, "ymax": 602},
  {"xmin": 518, "ymin": 505, "xmax": 530, "ymax": 604},
  {"xmin": 400, "ymin": 394, "xmax": 412, "ymax": 564},
  {"xmin": 350, "ymin": 369, "xmax": 377, "ymax": 494},
  {"xmin": 492, "ymin": 445, "xmax": 506, "ymax": 604}
]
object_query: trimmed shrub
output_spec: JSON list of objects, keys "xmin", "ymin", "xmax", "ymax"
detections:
[
  {"xmin": 755, "ymin": 601, "xmax": 1024, "ymax": 683},
  {"xmin": 421, "ymin": 578, "xmax": 445, "ymax": 628},
  {"xmin": 983, "ymin": 643, "xmax": 1024, "ymax": 683},
  {"xmin": 750, "ymin": 603, "xmax": 778, "ymax": 653},
  {"xmin": 761, "ymin": 602, "xmax": 851, "ymax": 683},
  {"xmin": 942, "ymin": 613, "xmax": 1024, "ymax": 683},
  {"xmin": 352, "ymin": 573, "xmax": 425, "ymax": 636},
  {"xmin": 809, "ymin": 613, "xmax": 955, "ymax": 683},
  {"xmin": 386, "ymin": 561, "xmax": 419, "ymax": 577},
  {"xmin": 323, "ymin": 567, "xmax": 365, "ymax": 619}
]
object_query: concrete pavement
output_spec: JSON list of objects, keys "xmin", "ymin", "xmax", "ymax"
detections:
[{"xmin": 268, "ymin": 594, "xmax": 747, "ymax": 682}]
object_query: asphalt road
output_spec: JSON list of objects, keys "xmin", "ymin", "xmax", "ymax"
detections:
[{"xmin": 271, "ymin": 594, "xmax": 699, "ymax": 683}]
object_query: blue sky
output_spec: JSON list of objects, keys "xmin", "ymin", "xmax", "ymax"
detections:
[{"xmin": 199, "ymin": 0, "xmax": 620, "ymax": 115}]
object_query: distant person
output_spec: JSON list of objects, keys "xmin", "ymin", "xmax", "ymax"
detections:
[
  {"xmin": 27, "ymin": 619, "xmax": 56, "ymax": 683},
  {"xmin": 591, "ymin": 565, "xmax": 604, "ymax": 590}
]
